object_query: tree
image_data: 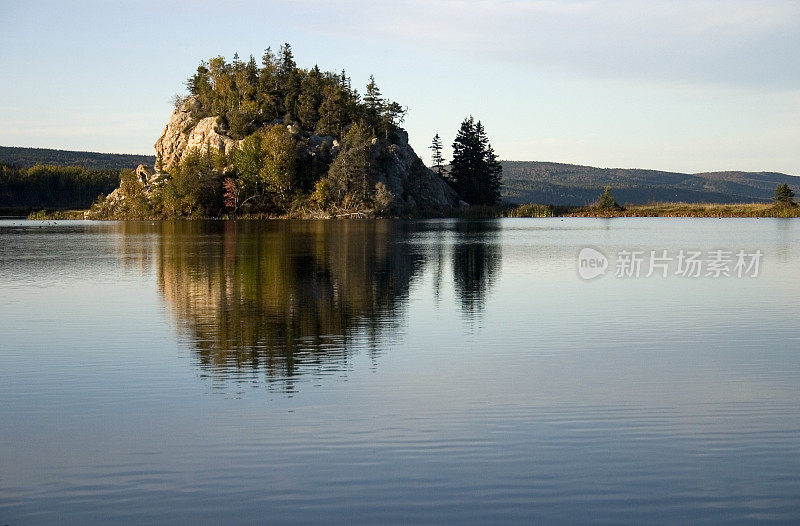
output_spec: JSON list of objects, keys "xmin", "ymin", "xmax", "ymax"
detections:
[
  {"xmin": 278, "ymin": 43, "xmax": 296, "ymax": 78},
  {"xmin": 364, "ymin": 75, "xmax": 383, "ymax": 112},
  {"xmin": 169, "ymin": 148, "xmax": 224, "ymax": 216},
  {"xmin": 231, "ymin": 134, "xmax": 264, "ymax": 199},
  {"xmin": 257, "ymin": 47, "xmax": 280, "ymax": 121},
  {"xmin": 317, "ymin": 123, "xmax": 374, "ymax": 209},
  {"xmin": 223, "ymin": 178, "xmax": 239, "ymax": 210},
  {"xmin": 429, "ymin": 134, "xmax": 444, "ymax": 176},
  {"xmin": 316, "ymin": 84, "xmax": 346, "ymax": 136},
  {"xmin": 449, "ymin": 117, "xmax": 503, "ymax": 205},
  {"xmin": 774, "ymin": 183, "xmax": 796, "ymax": 205},
  {"xmin": 483, "ymin": 144, "xmax": 502, "ymax": 205},
  {"xmin": 186, "ymin": 62, "xmax": 213, "ymax": 110},
  {"xmin": 260, "ymin": 124, "xmax": 297, "ymax": 205},
  {"xmin": 380, "ymin": 101, "xmax": 406, "ymax": 139},
  {"xmin": 364, "ymin": 75, "xmax": 383, "ymax": 128},
  {"xmin": 297, "ymin": 66, "xmax": 323, "ymax": 130},
  {"xmin": 597, "ymin": 186, "xmax": 622, "ymax": 210}
]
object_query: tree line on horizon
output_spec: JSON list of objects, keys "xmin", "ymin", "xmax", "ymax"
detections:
[{"xmin": 0, "ymin": 163, "xmax": 118, "ymax": 211}]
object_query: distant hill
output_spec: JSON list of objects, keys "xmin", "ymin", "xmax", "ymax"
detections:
[
  {"xmin": 4, "ymin": 146, "xmax": 798, "ymax": 207},
  {"xmin": 0, "ymin": 146, "xmax": 155, "ymax": 171},
  {"xmin": 501, "ymin": 161, "xmax": 800, "ymax": 205}
]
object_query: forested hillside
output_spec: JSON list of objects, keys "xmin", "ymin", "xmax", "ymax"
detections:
[
  {"xmin": 501, "ymin": 161, "xmax": 800, "ymax": 205},
  {"xmin": 0, "ymin": 164, "xmax": 118, "ymax": 211},
  {"xmin": 0, "ymin": 146, "xmax": 154, "ymax": 171}
]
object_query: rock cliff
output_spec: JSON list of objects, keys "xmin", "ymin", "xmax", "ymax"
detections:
[
  {"xmin": 154, "ymin": 98, "xmax": 241, "ymax": 171},
  {"xmin": 370, "ymin": 129, "xmax": 459, "ymax": 214}
]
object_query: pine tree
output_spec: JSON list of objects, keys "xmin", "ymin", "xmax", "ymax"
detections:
[
  {"xmin": 297, "ymin": 66, "xmax": 323, "ymax": 130},
  {"xmin": 257, "ymin": 48, "xmax": 280, "ymax": 121},
  {"xmin": 364, "ymin": 75, "xmax": 382, "ymax": 111},
  {"xmin": 429, "ymin": 134, "xmax": 444, "ymax": 176},
  {"xmin": 316, "ymin": 84, "xmax": 346, "ymax": 137},
  {"xmin": 449, "ymin": 117, "xmax": 502, "ymax": 205},
  {"xmin": 278, "ymin": 43, "xmax": 296, "ymax": 78},
  {"xmin": 774, "ymin": 183, "xmax": 796, "ymax": 205},
  {"xmin": 597, "ymin": 186, "xmax": 622, "ymax": 210},
  {"xmin": 364, "ymin": 75, "xmax": 384, "ymax": 129},
  {"xmin": 483, "ymin": 144, "xmax": 502, "ymax": 205}
]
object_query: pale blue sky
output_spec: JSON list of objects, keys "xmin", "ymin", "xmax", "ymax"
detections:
[{"xmin": 1, "ymin": 0, "xmax": 799, "ymax": 174}]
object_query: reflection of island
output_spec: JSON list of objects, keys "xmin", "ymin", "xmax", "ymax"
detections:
[{"xmin": 134, "ymin": 219, "xmax": 503, "ymax": 389}]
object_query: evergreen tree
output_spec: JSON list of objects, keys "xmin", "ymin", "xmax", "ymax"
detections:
[
  {"xmin": 774, "ymin": 183, "xmax": 796, "ymax": 205},
  {"xmin": 297, "ymin": 66, "xmax": 323, "ymax": 130},
  {"xmin": 318, "ymin": 123, "xmax": 374, "ymax": 208},
  {"xmin": 186, "ymin": 62, "xmax": 213, "ymax": 111},
  {"xmin": 231, "ymin": 134, "xmax": 264, "ymax": 198},
  {"xmin": 483, "ymin": 144, "xmax": 503, "ymax": 204},
  {"xmin": 597, "ymin": 186, "xmax": 622, "ymax": 210},
  {"xmin": 283, "ymin": 68, "xmax": 302, "ymax": 120},
  {"xmin": 316, "ymin": 84, "xmax": 346, "ymax": 137},
  {"xmin": 429, "ymin": 134, "xmax": 444, "ymax": 176},
  {"xmin": 257, "ymin": 48, "xmax": 280, "ymax": 121},
  {"xmin": 278, "ymin": 43, "xmax": 296, "ymax": 78},
  {"xmin": 364, "ymin": 75, "xmax": 383, "ymax": 128},
  {"xmin": 380, "ymin": 101, "xmax": 406, "ymax": 139},
  {"xmin": 449, "ymin": 117, "xmax": 502, "ymax": 205}
]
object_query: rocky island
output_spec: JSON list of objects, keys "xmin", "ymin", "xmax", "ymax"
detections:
[{"xmin": 88, "ymin": 45, "xmax": 461, "ymax": 219}]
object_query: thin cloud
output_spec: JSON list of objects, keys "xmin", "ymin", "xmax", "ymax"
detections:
[{"xmin": 305, "ymin": 0, "xmax": 800, "ymax": 89}]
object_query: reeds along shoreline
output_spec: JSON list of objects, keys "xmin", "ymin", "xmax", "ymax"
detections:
[
  {"xmin": 496, "ymin": 202, "xmax": 799, "ymax": 218},
  {"xmin": 556, "ymin": 202, "xmax": 800, "ymax": 218}
]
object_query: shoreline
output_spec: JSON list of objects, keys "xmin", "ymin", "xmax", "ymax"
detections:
[{"xmin": 13, "ymin": 201, "xmax": 800, "ymax": 221}]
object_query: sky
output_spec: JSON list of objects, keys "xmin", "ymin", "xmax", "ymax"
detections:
[{"xmin": 1, "ymin": 0, "xmax": 799, "ymax": 174}]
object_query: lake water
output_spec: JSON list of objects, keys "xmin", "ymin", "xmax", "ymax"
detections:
[{"xmin": 1, "ymin": 218, "xmax": 799, "ymax": 524}]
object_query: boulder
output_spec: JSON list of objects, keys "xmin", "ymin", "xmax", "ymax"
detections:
[{"xmin": 135, "ymin": 164, "xmax": 154, "ymax": 185}]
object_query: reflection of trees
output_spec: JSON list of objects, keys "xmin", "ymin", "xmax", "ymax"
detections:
[
  {"xmin": 151, "ymin": 220, "xmax": 424, "ymax": 388},
  {"xmin": 115, "ymin": 219, "xmax": 504, "ymax": 389},
  {"xmin": 452, "ymin": 220, "xmax": 502, "ymax": 317}
]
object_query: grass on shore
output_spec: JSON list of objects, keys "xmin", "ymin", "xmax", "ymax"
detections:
[
  {"xmin": 26, "ymin": 209, "xmax": 86, "ymax": 220},
  {"xmin": 467, "ymin": 202, "xmax": 800, "ymax": 218},
  {"xmin": 559, "ymin": 202, "xmax": 800, "ymax": 218}
]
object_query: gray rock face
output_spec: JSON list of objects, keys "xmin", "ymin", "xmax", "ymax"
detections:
[
  {"xmin": 154, "ymin": 97, "xmax": 241, "ymax": 171},
  {"xmin": 375, "ymin": 129, "xmax": 460, "ymax": 214}
]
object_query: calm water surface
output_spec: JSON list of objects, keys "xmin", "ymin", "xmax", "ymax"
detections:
[{"xmin": 1, "ymin": 218, "xmax": 799, "ymax": 524}]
